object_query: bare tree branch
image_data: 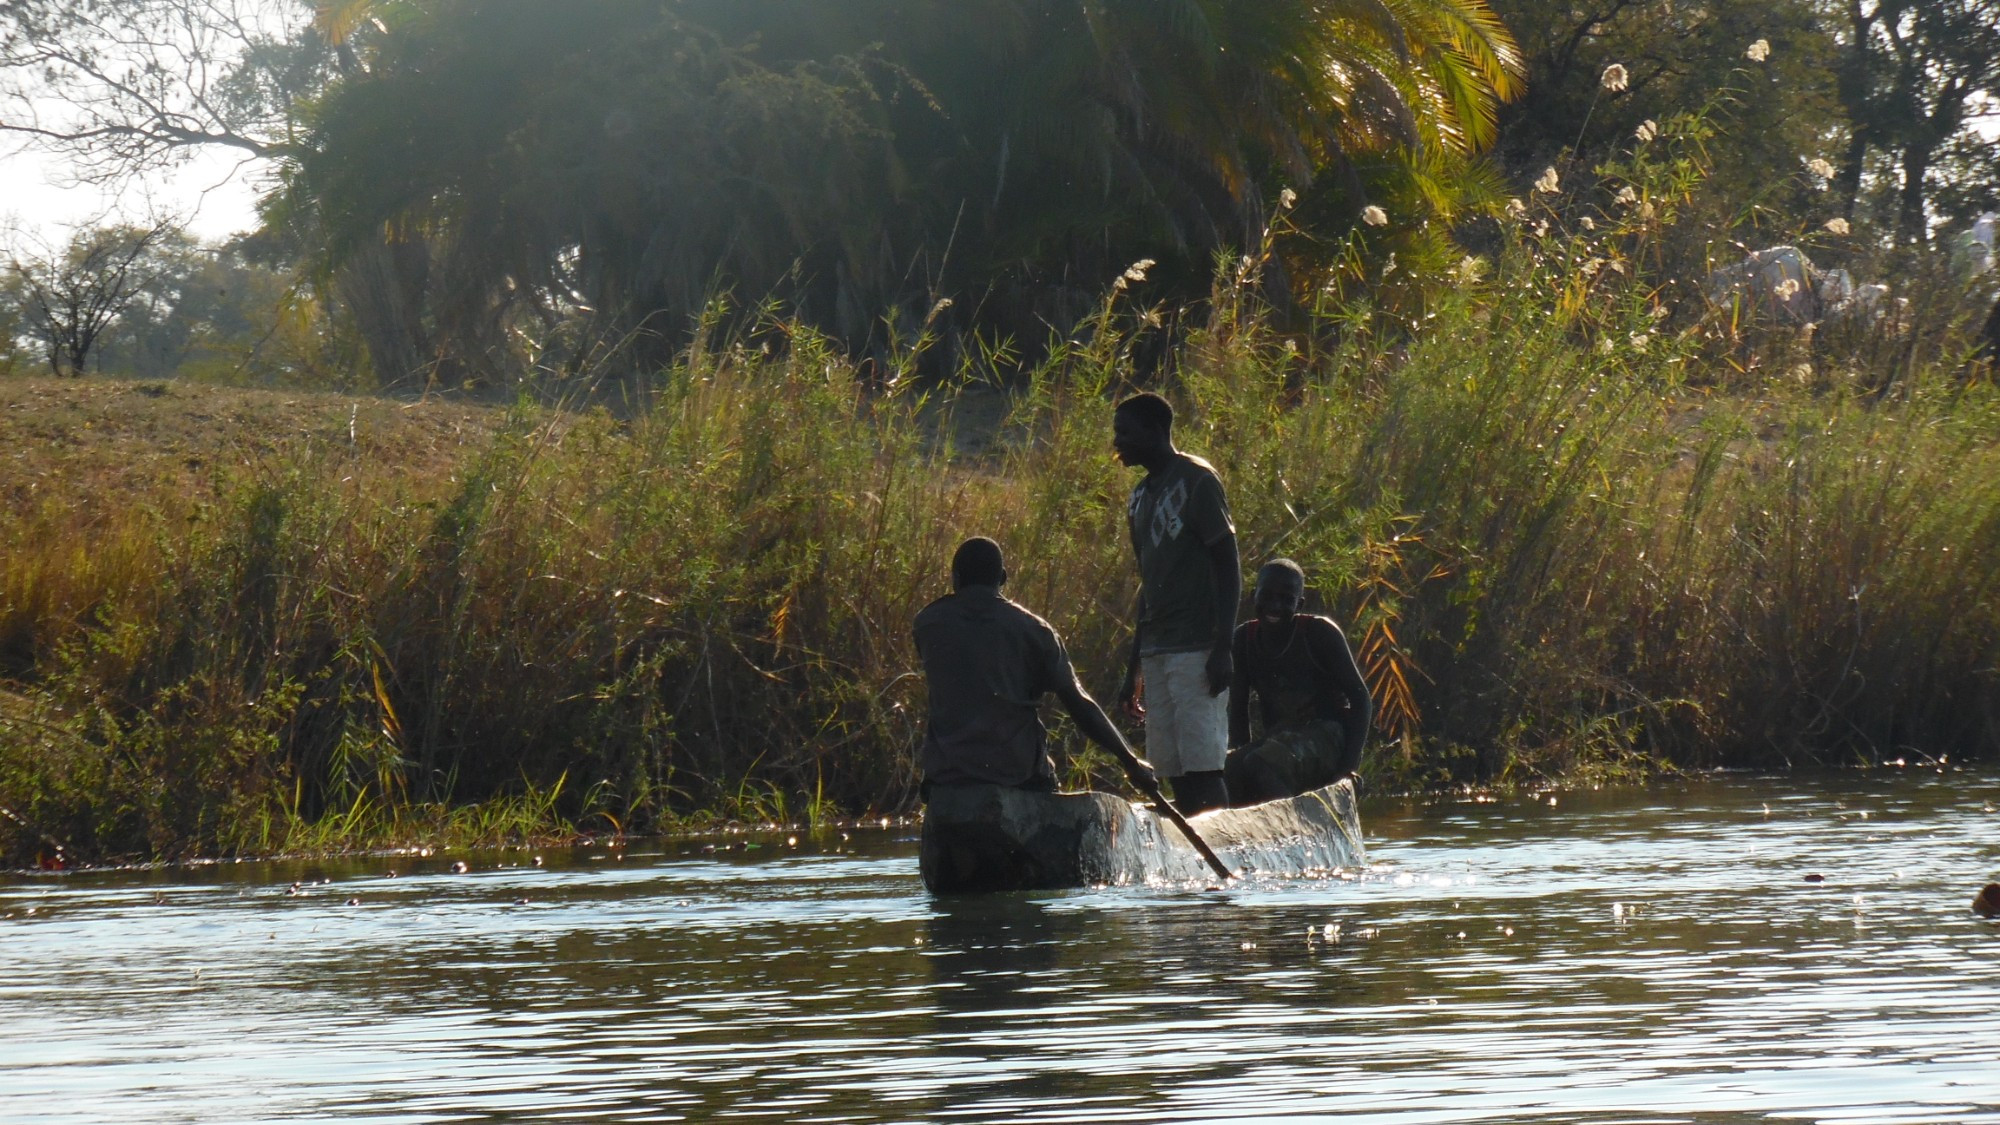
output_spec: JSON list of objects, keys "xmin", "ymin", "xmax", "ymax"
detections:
[
  {"xmin": 0, "ymin": 0, "xmax": 317, "ymax": 185},
  {"xmin": 7, "ymin": 220, "xmax": 177, "ymax": 375}
]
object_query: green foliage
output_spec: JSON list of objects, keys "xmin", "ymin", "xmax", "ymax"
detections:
[
  {"xmin": 0, "ymin": 270, "xmax": 26, "ymax": 376},
  {"xmin": 4, "ymin": 223, "xmax": 173, "ymax": 377},
  {"xmin": 1488, "ymin": 0, "xmax": 1837, "ymax": 196},
  {"xmin": 280, "ymin": 0, "xmax": 1522, "ymax": 382},
  {"xmin": 6, "ymin": 3, "xmax": 2000, "ymax": 866},
  {"xmin": 90, "ymin": 233, "xmax": 359, "ymax": 388},
  {"xmin": 1486, "ymin": 0, "xmax": 2000, "ymax": 249},
  {"xmin": 6, "ymin": 202, "xmax": 1999, "ymax": 864},
  {"xmin": 1832, "ymin": 0, "xmax": 2000, "ymax": 240}
]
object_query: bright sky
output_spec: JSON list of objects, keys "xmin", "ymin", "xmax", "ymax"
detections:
[
  {"xmin": 0, "ymin": 143, "xmax": 268, "ymax": 246},
  {"xmin": 0, "ymin": 0, "xmax": 293, "ymax": 250}
]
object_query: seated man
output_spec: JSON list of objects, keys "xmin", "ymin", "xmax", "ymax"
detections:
[
  {"xmin": 915, "ymin": 537, "xmax": 1153, "ymax": 794},
  {"xmin": 1224, "ymin": 559, "xmax": 1373, "ymax": 806}
]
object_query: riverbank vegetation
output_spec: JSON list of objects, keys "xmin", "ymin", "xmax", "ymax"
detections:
[
  {"xmin": 3, "ymin": 0, "xmax": 1998, "ymax": 865},
  {"xmin": 5, "ymin": 202, "xmax": 1996, "ymax": 865}
]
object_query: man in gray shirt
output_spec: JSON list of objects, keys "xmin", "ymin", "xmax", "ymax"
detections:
[
  {"xmin": 915, "ymin": 537, "xmax": 1153, "ymax": 794},
  {"xmin": 1113, "ymin": 393, "xmax": 1240, "ymax": 814}
]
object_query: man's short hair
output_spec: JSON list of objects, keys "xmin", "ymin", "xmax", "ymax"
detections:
[
  {"xmin": 1114, "ymin": 392, "xmax": 1174, "ymax": 435},
  {"xmin": 1259, "ymin": 558, "xmax": 1306, "ymax": 585},
  {"xmin": 952, "ymin": 537, "xmax": 1006, "ymax": 588}
]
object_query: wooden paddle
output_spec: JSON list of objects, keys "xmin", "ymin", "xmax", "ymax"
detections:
[{"xmin": 1109, "ymin": 743, "xmax": 1234, "ymax": 883}]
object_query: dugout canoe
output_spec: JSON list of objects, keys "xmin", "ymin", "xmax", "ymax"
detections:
[{"xmin": 919, "ymin": 777, "xmax": 1364, "ymax": 893}]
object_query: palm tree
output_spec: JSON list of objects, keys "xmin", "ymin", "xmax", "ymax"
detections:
[{"xmin": 283, "ymin": 0, "xmax": 1524, "ymax": 378}]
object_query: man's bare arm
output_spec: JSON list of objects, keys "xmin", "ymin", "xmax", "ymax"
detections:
[
  {"xmin": 1119, "ymin": 592, "xmax": 1146, "ymax": 719},
  {"xmin": 1056, "ymin": 679, "xmax": 1155, "ymax": 790},
  {"xmin": 1309, "ymin": 620, "xmax": 1373, "ymax": 776}
]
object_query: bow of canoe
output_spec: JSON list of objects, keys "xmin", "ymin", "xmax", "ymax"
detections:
[{"xmin": 920, "ymin": 778, "xmax": 1364, "ymax": 894}]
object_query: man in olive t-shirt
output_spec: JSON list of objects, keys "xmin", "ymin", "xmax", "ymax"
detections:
[
  {"xmin": 914, "ymin": 537, "xmax": 1154, "ymax": 794},
  {"xmin": 1113, "ymin": 393, "xmax": 1241, "ymax": 814}
]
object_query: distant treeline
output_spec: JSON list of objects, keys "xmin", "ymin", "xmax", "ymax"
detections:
[{"xmin": 4, "ymin": 0, "xmax": 1993, "ymax": 390}]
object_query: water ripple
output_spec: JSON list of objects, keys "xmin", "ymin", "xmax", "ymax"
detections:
[{"xmin": 4, "ymin": 770, "xmax": 1999, "ymax": 1122}]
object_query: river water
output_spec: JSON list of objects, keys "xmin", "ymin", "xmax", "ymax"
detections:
[{"xmin": 4, "ymin": 768, "xmax": 1998, "ymax": 1124}]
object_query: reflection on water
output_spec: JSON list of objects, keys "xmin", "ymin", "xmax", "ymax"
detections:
[{"xmin": 4, "ymin": 770, "xmax": 1999, "ymax": 1123}]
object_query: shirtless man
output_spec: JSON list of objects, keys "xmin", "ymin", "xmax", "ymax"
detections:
[
  {"xmin": 1113, "ymin": 393, "xmax": 1240, "ymax": 814},
  {"xmin": 1224, "ymin": 559, "xmax": 1373, "ymax": 806},
  {"xmin": 914, "ymin": 537, "xmax": 1154, "ymax": 795}
]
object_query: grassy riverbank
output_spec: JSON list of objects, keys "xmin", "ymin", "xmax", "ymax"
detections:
[{"xmin": 5, "ymin": 250, "xmax": 1999, "ymax": 866}]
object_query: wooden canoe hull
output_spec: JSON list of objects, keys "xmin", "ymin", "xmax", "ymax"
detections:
[{"xmin": 919, "ymin": 778, "xmax": 1365, "ymax": 893}]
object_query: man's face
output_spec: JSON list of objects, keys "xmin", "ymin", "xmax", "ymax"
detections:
[
  {"xmin": 1255, "ymin": 568, "xmax": 1304, "ymax": 625},
  {"xmin": 1112, "ymin": 410, "xmax": 1166, "ymax": 467}
]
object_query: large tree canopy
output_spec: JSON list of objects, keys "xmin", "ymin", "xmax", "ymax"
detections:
[
  {"xmin": 279, "ymin": 0, "xmax": 1522, "ymax": 379},
  {"xmin": 1833, "ymin": 0, "xmax": 2000, "ymax": 241},
  {"xmin": 1488, "ymin": 0, "xmax": 1838, "ymax": 209},
  {"xmin": 1487, "ymin": 0, "xmax": 2000, "ymax": 244}
]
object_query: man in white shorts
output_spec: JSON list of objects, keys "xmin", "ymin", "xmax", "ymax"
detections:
[{"xmin": 1113, "ymin": 393, "xmax": 1240, "ymax": 814}]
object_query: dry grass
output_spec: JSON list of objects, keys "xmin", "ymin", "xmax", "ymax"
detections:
[
  {"xmin": 3, "ymin": 249, "xmax": 1998, "ymax": 866},
  {"xmin": 0, "ymin": 377, "xmax": 499, "ymax": 510}
]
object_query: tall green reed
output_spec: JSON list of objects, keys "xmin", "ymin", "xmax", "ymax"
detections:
[{"xmin": 5, "ymin": 210, "xmax": 2000, "ymax": 864}]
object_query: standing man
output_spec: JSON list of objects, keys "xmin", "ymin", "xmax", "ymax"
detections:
[
  {"xmin": 915, "ymin": 537, "xmax": 1154, "ymax": 795},
  {"xmin": 1113, "ymin": 393, "xmax": 1240, "ymax": 814},
  {"xmin": 1225, "ymin": 559, "xmax": 1373, "ymax": 806}
]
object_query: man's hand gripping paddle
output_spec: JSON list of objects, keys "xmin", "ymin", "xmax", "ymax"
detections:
[{"xmin": 1109, "ymin": 743, "xmax": 1234, "ymax": 884}]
